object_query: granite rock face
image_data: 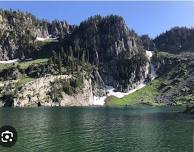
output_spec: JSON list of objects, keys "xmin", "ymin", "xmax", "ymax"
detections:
[
  {"xmin": 0, "ymin": 10, "xmax": 74, "ymax": 60},
  {"xmin": 63, "ymin": 15, "xmax": 149, "ymax": 93},
  {"xmin": 0, "ymin": 75, "xmax": 94, "ymax": 107},
  {"xmin": 0, "ymin": 11, "xmax": 152, "ymax": 106},
  {"xmin": 152, "ymin": 52, "xmax": 194, "ymax": 105}
]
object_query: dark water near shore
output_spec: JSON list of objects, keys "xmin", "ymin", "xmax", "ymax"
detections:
[{"xmin": 0, "ymin": 106, "xmax": 193, "ymax": 152}]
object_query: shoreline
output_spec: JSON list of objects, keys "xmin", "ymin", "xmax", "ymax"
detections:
[{"xmin": 0, "ymin": 103, "xmax": 187, "ymax": 108}]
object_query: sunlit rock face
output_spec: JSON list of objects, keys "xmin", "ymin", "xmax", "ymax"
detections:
[
  {"xmin": 63, "ymin": 15, "xmax": 149, "ymax": 93},
  {"xmin": 0, "ymin": 10, "xmax": 153, "ymax": 105},
  {"xmin": 0, "ymin": 10, "xmax": 74, "ymax": 60},
  {"xmin": 0, "ymin": 75, "xmax": 93, "ymax": 107}
]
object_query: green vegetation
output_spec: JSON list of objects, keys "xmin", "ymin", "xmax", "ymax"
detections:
[
  {"xmin": 18, "ymin": 59, "xmax": 48, "ymax": 69},
  {"xmin": 49, "ymin": 76, "xmax": 84, "ymax": 103},
  {"xmin": 0, "ymin": 76, "xmax": 35, "ymax": 105},
  {"xmin": 16, "ymin": 77, "xmax": 35, "ymax": 86},
  {"xmin": 1, "ymin": 10, "xmax": 194, "ymax": 107},
  {"xmin": 157, "ymin": 51, "xmax": 178, "ymax": 59},
  {"xmin": 141, "ymin": 34, "xmax": 156, "ymax": 51},
  {"xmin": 106, "ymin": 79, "xmax": 161, "ymax": 106},
  {"xmin": 34, "ymin": 40, "xmax": 56, "ymax": 47},
  {"xmin": 0, "ymin": 58, "xmax": 48, "ymax": 71},
  {"xmin": 0, "ymin": 59, "xmax": 49, "ymax": 81},
  {"xmin": 49, "ymin": 80, "xmax": 63, "ymax": 103},
  {"xmin": 154, "ymin": 27, "xmax": 194, "ymax": 53},
  {"xmin": 13, "ymin": 77, "xmax": 35, "ymax": 96},
  {"xmin": 107, "ymin": 51, "xmax": 194, "ymax": 107},
  {"xmin": 175, "ymin": 95, "xmax": 194, "ymax": 105},
  {"xmin": 0, "ymin": 63, "xmax": 13, "ymax": 71}
]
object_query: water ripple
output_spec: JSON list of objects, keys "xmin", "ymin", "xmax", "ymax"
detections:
[{"xmin": 0, "ymin": 107, "xmax": 193, "ymax": 152}]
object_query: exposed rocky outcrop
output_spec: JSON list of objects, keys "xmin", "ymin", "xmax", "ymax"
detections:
[
  {"xmin": 0, "ymin": 10, "xmax": 155, "ymax": 107},
  {"xmin": 62, "ymin": 15, "xmax": 149, "ymax": 93},
  {"xmin": 0, "ymin": 9, "xmax": 75, "ymax": 60},
  {"xmin": 152, "ymin": 52, "xmax": 194, "ymax": 105},
  {"xmin": 2, "ymin": 9, "xmax": 187, "ymax": 107},
  {"xmin": 0, "ymin": 75, "xmax": 93, "ymax": 107},
  {"xmin": 91, "ymin": 69, "xmax": 106, "ymax": 97}
]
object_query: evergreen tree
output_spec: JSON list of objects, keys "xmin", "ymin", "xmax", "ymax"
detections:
[
  {"xmin": 81, "ymin": 50, "xmax": 85, "ymax": 63},
  {"xmin": 48, "ymin": 57, "xmax": 54, "ymax": 65},
  {"xmin": 60, "ymin": 47, "xmax": 65, "ymax": 60},
  {"xmin": 51, "ymin": 50, "xmax": 57, "ymax": 64},
  {"xmin": 58, "ymin": 51, "xmax": 62, "ymax": 75},
  {"xmin": 69, "ymin": 46, "xmax": 73, "ymax": 61},
  {"xmin": 75, "ymin": 41, "xmax": 80, "ymax": 61},
  {"xmin": 86, "ymin": 49, "xmax": 90, "ymax": 63}
]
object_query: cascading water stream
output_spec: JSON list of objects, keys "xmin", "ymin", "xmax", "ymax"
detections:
[{"xmin": 93, "ymin": 51, "xmax": 157, "ymax": 105}]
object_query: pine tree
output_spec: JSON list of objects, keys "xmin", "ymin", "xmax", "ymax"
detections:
[
  {"xmin": 60, "ymin": 47, "xmax": 65, "ymax": 60},
  {"xmin": 75, "ymin": 41, "xmax": 80, "ymax": 62},
  {"xmin": 48, "ymin": 57, "xmax": 54, "ymax": 65},
  {"xmin": 86, "ymin": 49, "xmax": 90, "ymax": 63},
  {"xmin": 81, "ymin": 50, "xmax": 85, "ymax": 63},
  {"xmin": 71, "ymin": 62, "xmax": 74, "ymax": 74},
  {"xmin": 58, "ymin": 51, "xmax": 62, "ymax": 75},
  {"xmin": 51, "ymin": 50, "xmax": 57, "ymax": 64},
  {"xmin": 69, "ymin": 46, "xmax": 73, "ymax": 61}
]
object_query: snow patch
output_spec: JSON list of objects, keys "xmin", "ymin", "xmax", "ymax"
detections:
[
  {"xmin": 0, "ymin": 59, "xmax": 18, "ymax": 64},
  {"xmin": 93, "ymin": 50, "xmax": 157, "ymax": 106},
  {"xmin": 36, "ymin": 36, "xmax": 58, "ymax": 42},
  {"xmin": 105, "ymin": 84, "xmax": 146, "ymax": 98},
  {"xmin": 93, "ymin": 83, "xmax": 146, "ymax": 105}
]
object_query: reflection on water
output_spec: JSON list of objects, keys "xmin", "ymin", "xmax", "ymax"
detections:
[{"xmin": 0, "ymin": 106, "xmax": 193, "ymax": 152}]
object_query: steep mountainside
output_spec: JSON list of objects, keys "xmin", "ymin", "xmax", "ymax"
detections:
[
  {"xmin": 0, "ymin": 9, "xmax": 74, "ymax": 60},
  {"xmin": 154, "ymin": 27, "xmax": 194, "ymax": 53},
  {"xmin": 61, "ymin": 15, "xmax": 148, "ymax": 93},
  {"xmin": 0, "ymin": 10, "xmax": 151, "ymax": 107},
  {"xmin": 107, "ymin": 52, "xmax": 194, "ymax": 106},
  {"xmin": 141, "ymin": 35, "xmax": 156, "ymax": 51},
  {"xmin": 153, "ymin": 52, "xmax": 194, "ymax": 105},
  {"xmin": 1, "ymin": 10, "xmax": 193, "ymax": 108}
]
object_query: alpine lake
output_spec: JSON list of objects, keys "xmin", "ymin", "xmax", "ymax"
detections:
[{"xmin": 0, "ymin": 106, "xmax": 193, "ymax": 152}]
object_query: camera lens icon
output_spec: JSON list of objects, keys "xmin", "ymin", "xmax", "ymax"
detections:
[
  {"xmin": 2, "ymin": 130, "xmax": 14, "ymax": 142},
  {"xmin": 0, "ymin": 126, "xmax": 17, "ymax": 147}
]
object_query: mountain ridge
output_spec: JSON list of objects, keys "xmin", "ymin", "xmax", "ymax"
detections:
[{"xmin": 0, "ymin": 9, "xmax": 194, "ymax": 107}]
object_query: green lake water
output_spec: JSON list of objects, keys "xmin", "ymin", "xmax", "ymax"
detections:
[{"xmin": 0, "ymin": 106, "xmax": 193, "ymax": 152}]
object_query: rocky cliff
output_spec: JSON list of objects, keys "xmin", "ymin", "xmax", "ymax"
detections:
[
  {"xmin": 0, "ymin": 9, "xmax": 74, "ymax": 60},
  {"xmin": 152, "ymin": 52, "xmax": 194, "ymax": 105},
  {"xmin": 0, "ymin": 10, "xmax": 164, "ymax": 107},
  {"xmin": 0, "ymin": 75, "xmax": 94, "ymax": 107},
  {"xmin": 61, "ymin": 15, "xmax": 149, "ymax": 93}
]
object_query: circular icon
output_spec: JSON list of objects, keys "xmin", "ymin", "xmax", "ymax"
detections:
[{"xmin": 0, "ymin": 125, "xmax": 17, "ymax": 147}]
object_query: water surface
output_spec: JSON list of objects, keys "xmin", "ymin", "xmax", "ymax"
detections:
[{"xmin": 0, "ymin": 106, "xmax": 193, "ymax": 152}]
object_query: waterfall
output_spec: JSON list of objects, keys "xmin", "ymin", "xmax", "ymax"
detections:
[
  {"xmin": 93, "ymin": 51, "xmax": 157, "ymax": 105},
  {"xmin": 145, "ymin": 50, "xmax": 157, "ymax": 80}
]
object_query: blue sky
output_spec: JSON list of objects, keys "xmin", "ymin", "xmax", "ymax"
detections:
[{"xmin": 0, "ymin": 1, "xmax": 194, "ymax": 38}]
